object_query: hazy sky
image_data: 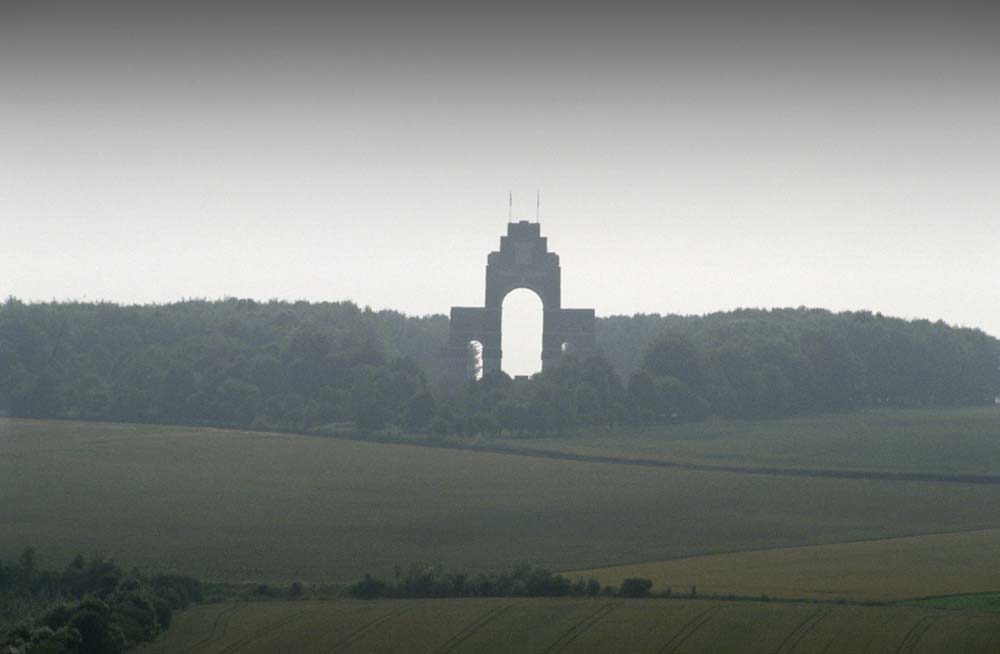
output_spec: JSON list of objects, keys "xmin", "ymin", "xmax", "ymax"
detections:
[{"xmin": 2, "ymin": 1, "xmax": 999, "ymax": 374}]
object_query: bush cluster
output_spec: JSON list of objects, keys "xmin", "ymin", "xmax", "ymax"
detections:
[{"xmin": 0, "ymin": 549, "xmax": 201, "ymax": 654}]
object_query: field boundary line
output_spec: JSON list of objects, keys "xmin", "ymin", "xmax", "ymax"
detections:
[
  {"xmin": 657, "ymin": 605, "xmax": 722, "ymax": 654},
  {"xmin": 433, "ymin": 602, "xmax": 514, "ymax": 654},
  {"xmin": 274, "ymin": 421, "xmax": 1000, "ymax": 487},
  {"xmin": 27, "ymin": 417, "xmax": 1000, "ymax": 486},
  {"xmin": 429, "ymin": 441, "xmax": 1000, "ymax": 486},
  {"xmin": 542, "ymin": 602, "xmax": 616, "ymax": 654},
  {"xmin": 773, "ymin": 608, "xmax": 831, "ymax": 654},
  {"xmin": 894, "ymin": 589, "xmax": 1000, "ymax": 603}
]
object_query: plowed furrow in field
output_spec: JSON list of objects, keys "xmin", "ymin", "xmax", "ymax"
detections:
[
  {"xmin": 181, "ymin": 602, "xmax": 240, "ymax": 654},
  {"xmin": 543, "ymin": 603, "xmax": 616, "ymax": 654},
  {"xmin": 326, "ymin": 606, "xmax": 411, "ymax": 652},
  {"xmin": 433, "ymin": 603, "xmax": 514, "ymax": 653},
  {"xmin": 773, "ymin": 608, "xmax": 830, "ymax": 654},
  {"xmin": 657, "ymin": 605, "xmax": 721, "ymax": 654},
  {"xmin": 216, "ymin": 609, "xmax": 309, "ymax": 654}
]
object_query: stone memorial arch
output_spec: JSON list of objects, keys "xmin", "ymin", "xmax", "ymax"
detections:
[{"xmin": 444, "ymin": 221, "xmax": 596, "ymax": 381}]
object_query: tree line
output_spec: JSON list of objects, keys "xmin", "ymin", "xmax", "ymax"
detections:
[
  {"xmin": 599, "ymin": 308, "xmax": 1000, "ymax": 420},
  {"xmin": 0, "ymin": 298, "xmax": 996, "ymax": 435},
  {"xmin": 347, "ymin": 563, "xmax": 653, "ymax": 599},
  {"xmin": 0, "ymin": 298, "xmax": 444, "ymax": 433}
]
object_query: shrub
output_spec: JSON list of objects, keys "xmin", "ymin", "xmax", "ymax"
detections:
[
  {"xmin": 153, "ymin": 597, "xmax": 172, "ymax": 631},
  {"xmin": 619, "ymin": 578, "xmax": 653, "ymax": 598},
  {"xmin": 110, "ymin": 590, "xmax": 159, "ymax": 644},
  {"xmin": 348, "ymin": 574, "xmax": 387, "ymax": 599},
  {"xmin": 69, "ymin": 597, "xmax": 127, "ymax": 654},
  {"xmin": 252, "ymin": 584, "xmax": 275, "ymax": 598},
  {"xmin": 150, "ymin": 574, "xmax": 203, "ymax": 607}
]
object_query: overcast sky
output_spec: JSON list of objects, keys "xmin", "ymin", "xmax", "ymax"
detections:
[{"xmin": 2, "ymin": 1, "xmax": 998, "ymax": 374}]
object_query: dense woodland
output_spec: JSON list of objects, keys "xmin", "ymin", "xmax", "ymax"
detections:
[{"xmin": 0, "ymin": 298, "xmax": 997, "ymax": 436}]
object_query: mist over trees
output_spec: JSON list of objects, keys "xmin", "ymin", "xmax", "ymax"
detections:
[{"xmin": 0, "ymin": 298, "xmax": 996, "ymax": 436}]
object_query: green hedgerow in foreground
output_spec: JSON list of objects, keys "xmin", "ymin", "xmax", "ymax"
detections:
[{"xmin": 0, "ymin": 548, "xmax": 201, "ymax": 654}]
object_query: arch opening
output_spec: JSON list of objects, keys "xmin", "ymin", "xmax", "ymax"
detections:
[{"xmin": 501, "ymin": 288, "xmax": 543, "ymax": 377}]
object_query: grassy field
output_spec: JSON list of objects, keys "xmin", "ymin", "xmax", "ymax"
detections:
[
  {"xmin": 140, "ymin": 597, "xmax": 1000, "ymax": 653},
  {"xmin": 528, "ymin": 407, "xmax": 1000, "ymax": 475},
  {"xmin": 908, "ymin": 593, "xmax": 1000, "ymax": 612},
  {"xmin": 5, "ymin": 414, "xmax": 1000, "ymax": 589},
  {"xmin": 569, "ymin": 528, "xmax": 1000, "ymax": 601}
]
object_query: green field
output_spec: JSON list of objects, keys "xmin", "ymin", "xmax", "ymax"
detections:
[
  {"xmin": 140, "ymin": 598, "xmax": 1000, "ymax": 653},
  {"xmin": 5, "ymin": 412, "xmax": 1000, "ymax": 588},
  {"xmin": 527, "ymin": 407, "xmax": 1000, "ymax": 475}
]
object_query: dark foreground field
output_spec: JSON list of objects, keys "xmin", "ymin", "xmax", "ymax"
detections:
[{"xmin": 141, "ymin": 597, "xmax": 1000, "ymax": 654}]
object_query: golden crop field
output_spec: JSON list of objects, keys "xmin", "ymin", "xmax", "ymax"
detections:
[
  {"xmin": 141, "ymin": 598, "xmax": 1000, "ymax": 654},
  {"xmin": 6, "ymin": 417, "xmax": 1000, "ymax": 587},
  {"xmin": 570, "ymin": 528, "xmax": 1000, "ymax": 601}
]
